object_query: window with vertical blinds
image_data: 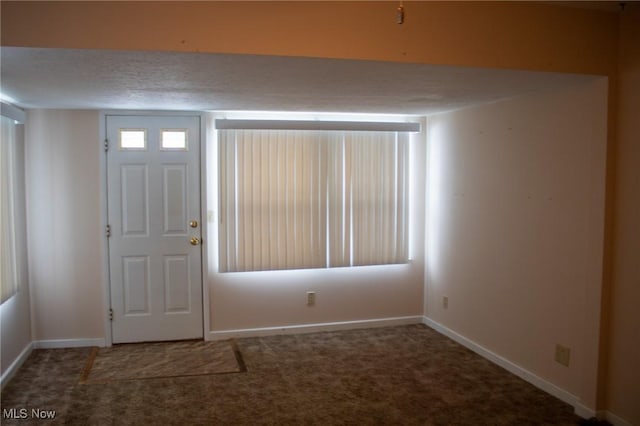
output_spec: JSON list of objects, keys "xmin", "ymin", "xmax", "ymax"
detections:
[
  {"xmin": 1, "ymin": 115, "xmax": 19, "ymax": 303},
  {"xmin": 218, "ymin": 126, "xmax": 410, "ymax": 273}
]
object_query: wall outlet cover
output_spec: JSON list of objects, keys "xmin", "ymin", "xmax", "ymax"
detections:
[
  {"xmin": 555, "ymin": 344, "xmax": 571, "ymax": 367},
  {"xmin": 306, "ymin": 291, "xmax": 316, "ymax": 306}
]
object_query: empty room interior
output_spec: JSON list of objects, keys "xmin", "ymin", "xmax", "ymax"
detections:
[{"xmin": 0, "ymin": 1, "xmax": 638, "ymax": 425}]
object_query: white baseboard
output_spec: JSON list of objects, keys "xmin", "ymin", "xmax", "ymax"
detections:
[
  {"xmin": 574, "ymin": 402, "xmax": 597, "ymax": 420},
  {"xmin": 597, "ymin": 410, "xmax": 634, "ymax": 426},
  {"xmin": 422, "ymin": 316, "xmax": 595, "ymax": 419},
  {"xmin": 0, "ymin": 341, "xmax": 33, "ymax": 391},
  {"xmin": 208, "ymin": 315, "xmax": 423, "ymax": 340},
  {"xmin": 33, "ymin": 338, "xmax": 106, "ymax": 349}
]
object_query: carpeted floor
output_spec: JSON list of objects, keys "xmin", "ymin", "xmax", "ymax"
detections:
[{"xmin": 1, "ymin": 324, "xmax": 586, "ymax": 425}]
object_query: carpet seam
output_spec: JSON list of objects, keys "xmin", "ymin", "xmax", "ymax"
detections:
[
  {"xmin": 78, "ymin": 346, "xmax": 99, "ymax": 385},
  {"xmin": 230, "ymin": 338, "xmax": 248, "ymax": 373}
]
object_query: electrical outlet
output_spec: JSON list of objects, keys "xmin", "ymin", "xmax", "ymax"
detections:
[
  {"xmin": 555, "ymin": 344, "xmax": 571, "ymax": 367},
  {"xmin": 306, "ymin": 291, "xmax": 316, "ymax": 306},
  {"xmin": 442, "ymin": 296, "xmax": 449, "ymax": 309}
]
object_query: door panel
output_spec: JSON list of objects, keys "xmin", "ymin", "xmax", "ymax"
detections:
[
  {"xmin": 122, "ymin": 256, "xmax": 150, "ymax": 314},
  {"xmin": 164, "ymin": 255, "xmax": 190, "ymax": 312},
  {"xmin": 121, "ymin": 165, "xmax": 149, "ymax": 236},
  {"xmin": 107, "ymin": 115, "xmax": 203, "ymax": 343},
  {"xmin": 163, "ymin": 165, "xmax": 188, "ymax": 234}
]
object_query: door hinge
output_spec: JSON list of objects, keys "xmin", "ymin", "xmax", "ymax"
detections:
[
  {"xmin": 109, "ymin": 308, "xmax": 113, "ymax": 322},
  {"xmin": 104, "ymin": 138, "xmax": 109, "ymax": 152},
  {"xmin": 105, "ymin": 224, "xmax": 111, "ymax": 238}
]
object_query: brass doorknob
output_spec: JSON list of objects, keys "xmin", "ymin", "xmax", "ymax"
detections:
[
  {"xmin": 189, "ymin": 220, "xmax": 198, "ymax": 228},
  {"xmin": 190, "ymin": 237, "xmax": 200, "ymax": 246}
]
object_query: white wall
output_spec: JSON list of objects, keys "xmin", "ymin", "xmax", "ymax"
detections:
[
  {"xmin": 20, "ymin": 109, "xmax": 425, "ymax": 345},
  {"xmin": 205, "ymin": 114, "xmax": 426, "ymax": 336},
  {"xmin": 425, "ymin": 79, "xmax": 608, "ymax": 412},
  {"xmin": 0, "ymin": 287, "xmax": 31, "ymax": 379},
  {"xmin": 0, "ymin": 122, "xmax": 32, "ymax": 381},
  {"xmin": 25, "ymin": 110, "xmax": 104, "ymax": 342}
]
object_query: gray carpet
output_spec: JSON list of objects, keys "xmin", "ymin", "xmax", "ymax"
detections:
[{"xmin": 1, "ymin": 324, "xmax": 582, "ymax": 425}]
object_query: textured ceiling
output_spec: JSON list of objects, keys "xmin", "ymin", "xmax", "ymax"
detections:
[{"xmin": 0, "ymin": 47, "xmax": 596, "ymax": 114}]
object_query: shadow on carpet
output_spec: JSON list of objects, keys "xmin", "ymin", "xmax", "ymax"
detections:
[{"xmin": 79, "ymin": 339, "xmax": 246, "ymax": 384}]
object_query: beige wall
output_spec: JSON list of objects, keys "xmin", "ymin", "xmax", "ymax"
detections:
[
  {"xmin": 605, "ymin": 5, "xmax": 640, "ymax": 425},
  {"xmin": 0, "ymin": 1, "xmax": 617, "ymax": 75},
  {"xmin": 425, "ymin": 79, "xmax": 608, "ymax": 411},
  {"xmin": 25, "ymin": 110, "xmax": 104, "ymax": 341}
]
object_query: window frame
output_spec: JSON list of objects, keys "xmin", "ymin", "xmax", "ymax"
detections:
[
  {"xmin": 0, "ymin": 102, "xmax": 26, "ymax": 304},
  {"xmin": 216, "ymin": 119, "xmax": 419, "ymax": 273}
]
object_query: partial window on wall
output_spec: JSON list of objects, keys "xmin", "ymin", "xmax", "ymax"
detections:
[
  {"xmin": 1, "ymin": 103, "xmax": 25, "ymax": 304},
  {"xmin": 217, "ymin": 119, "xmax": 418, "ymax": 273}
]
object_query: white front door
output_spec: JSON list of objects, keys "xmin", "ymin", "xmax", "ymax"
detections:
[{"xmin": 106, "ymin": 115, "xmax": 203, "ymax": 343}]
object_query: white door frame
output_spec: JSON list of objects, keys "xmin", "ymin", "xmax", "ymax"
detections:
[{"xmin": 99, "ymin": 110, "xmax": 209, "ymax": 347}]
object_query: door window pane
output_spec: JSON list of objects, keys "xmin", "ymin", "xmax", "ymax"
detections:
[
  {"xmin": 119, "ymin": 129, "xmax": 147, "ymax": 150},
  {"xmin": 161, "ymin": 130, "xmax": 188, "ymax": 150}
]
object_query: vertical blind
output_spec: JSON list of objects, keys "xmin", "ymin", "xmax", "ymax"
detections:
[
  {"xmin": 218, "ymin": 128, "xmax": 409, "ymax": 272},
  {"xmin": 1, "ymin": 115, "xmax": 18, "ymax": 303}
]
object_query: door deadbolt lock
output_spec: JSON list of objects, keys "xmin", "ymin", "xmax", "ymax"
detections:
[
  {"xmin": 189, "ymin": 220, "xmax": 198, "ymax": 228},
  {"xmin": 190, "ymin": 237, "xmax": 200, "ymax": 246}
]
